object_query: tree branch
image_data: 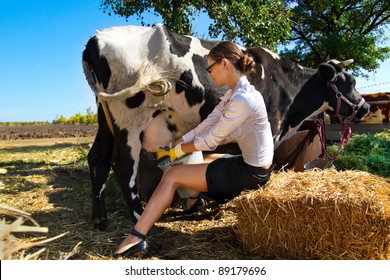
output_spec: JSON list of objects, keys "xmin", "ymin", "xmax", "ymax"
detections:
[{"xmin": 291, "ymin": 25, "xmax": 322, "ymax": 61}]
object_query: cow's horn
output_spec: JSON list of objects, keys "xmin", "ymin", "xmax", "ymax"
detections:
[
  {"xmin": 327, "ymin": 59, "xmax": 354, "ymax": 68},
  {"xmin": 340, "ymin": 59, "xmax": 354, "ymax": 67}
]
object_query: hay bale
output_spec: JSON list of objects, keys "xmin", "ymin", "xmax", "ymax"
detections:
[
  {"xmin": 0, "ymin": 204, "xmax": 67, "ymax": 259},
  {"xmin": 234, "ymin": 169, "xmax": 390, "ymax": 259}
]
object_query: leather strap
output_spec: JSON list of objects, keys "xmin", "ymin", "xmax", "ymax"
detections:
[{"xmin": 130, "ymin": 228, "xmax": 146, "ymax": 241}]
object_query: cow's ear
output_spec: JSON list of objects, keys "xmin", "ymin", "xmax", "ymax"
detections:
[{"xmin": 318, "ymin": 63, "xmax": 336, "ymax": 82}]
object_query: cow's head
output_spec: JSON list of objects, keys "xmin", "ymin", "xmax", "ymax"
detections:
[
  {"xmin": 274, "ymin": 59, "xmax": 370, "ymax": 149},
  {"xmin": 319, "ymin": 59, "xmax": 370, "ymax": 121}
]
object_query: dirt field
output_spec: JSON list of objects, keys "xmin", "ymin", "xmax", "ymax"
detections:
[
  {"xmin": 0, "ymin": 124, "xmax": 97, "ymax": 140},
  {"xmin": 0, "ymin": 125, "xmax": 257, "ymax": 260}
]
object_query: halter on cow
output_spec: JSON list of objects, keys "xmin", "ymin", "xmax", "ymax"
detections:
[
  {"xmin": 274, "ymin": 61, "xmax": 369, "ymax": 149},
  {"xmin": 330, "ymin": 83, "xmax": 366, "ymax": 121},
  {"xmin": 82, "ymin": 25, "xmax": 369, "ymax": 230}
]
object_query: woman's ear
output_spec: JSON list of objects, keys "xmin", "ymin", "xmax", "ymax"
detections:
[{"xmin": 222, "ymin": 58, "xmax": 229, "ymax": 69}]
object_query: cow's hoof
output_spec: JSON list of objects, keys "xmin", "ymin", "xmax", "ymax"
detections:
[{"xmin": 94, "ymin": 218, "xmax": 110, "ymax": 231}]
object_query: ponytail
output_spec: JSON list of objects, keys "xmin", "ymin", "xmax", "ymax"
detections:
[
  {"xmin": 238, "ymin": 51, "xmax": 256, "ymax": 74},
  {"xmin": 209, "ymin": 41, "xmax": 256, "ymax": 75}
]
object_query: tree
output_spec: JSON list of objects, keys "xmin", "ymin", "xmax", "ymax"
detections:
[
  {"xmin": 282, "ymin": 0, "xmax": 390, "ymax": 76},
  {"xmin": 208, "ymin": 1, "xmax": 292, "ymax": 48},
  {"xmin": 85, "ymin": 107, "xmax": 98, "ymax": 124},
  {"xmin": 100, "ymin": 0, "xmax": 292, "ymax": 50},
  {"xmin": 52, "ymin": 115, "xmax": 68, "ymax": 124},
  {"xmin": 100, "ymin": 0, "xmax": 390, "ymax": 76}
]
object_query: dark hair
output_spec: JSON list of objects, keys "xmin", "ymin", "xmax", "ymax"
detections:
[{"xmin": 208, "ymin": 41, "xmax": 256, "ymax": 74}]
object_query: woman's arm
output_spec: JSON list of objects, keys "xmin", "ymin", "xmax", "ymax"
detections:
[
  {"xmin": 181, "ymin": 96, "xmax": 227, "ymax": 143},
  {"xmin": 194, "ymin": 95, "xmax": 249, "ymax": 151}
]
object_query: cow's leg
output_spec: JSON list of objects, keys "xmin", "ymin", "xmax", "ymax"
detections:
[
  {"xmin": 111, "ymin": 131, "xmax": 144, "ymax": 223},
  {"xmin": 138, "ymin": 149, "xmax": 163, "ymax": 202},
  {"xmin": 88, "ymin": 127, "xmax": 114, "ymax": 231},
  {"xmin": 87, "ymin": 103, "xmax": 115, "ymax": 230}
]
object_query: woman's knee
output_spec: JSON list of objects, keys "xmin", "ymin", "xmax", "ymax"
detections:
[
  {"xmin": 160, "ymin": 167, "xmax": 180, "ymax": 187},
  {"xmin": 160, "ymin": 164, "xmax": 208, "ymax": 191}
]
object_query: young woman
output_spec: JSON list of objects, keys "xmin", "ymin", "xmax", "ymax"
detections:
[{"xmin": 114, "ymin": 41, "xmax": 274, "ymax": 257}]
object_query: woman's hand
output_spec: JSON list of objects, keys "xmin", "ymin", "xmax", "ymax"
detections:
[
  {"xmin": 156, "ymin": 143, "xmax": 186, "ymax": 162},
  {"xmin": 172, "ymin": 137, "xmax": 184, "ymax": 147}
]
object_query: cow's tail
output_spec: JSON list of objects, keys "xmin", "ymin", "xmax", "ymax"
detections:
[
  {"xmin": 82, "ymin": 60, "xmax": 101, "ymax": 98},
  {"xmin": 96, "ymin": 56, "xmax": 178, "ymax": 102}
]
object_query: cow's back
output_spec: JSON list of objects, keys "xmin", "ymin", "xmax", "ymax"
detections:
[
  {"xmin": 83, "ymin": 24, "xmax": 315, "ymax": 139},
  {"xmin": 247, "ymin": 47, "xmax": 316, "ymax": 135}
]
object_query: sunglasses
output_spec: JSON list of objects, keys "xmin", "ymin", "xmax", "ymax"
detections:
[{"xmin": 206, "ymin": 60, "xmax": 221, "ymax": 73}]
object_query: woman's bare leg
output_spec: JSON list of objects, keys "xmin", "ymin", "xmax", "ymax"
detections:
[
  {"xmin": 115, "ymin": 163, "xmax": 209, "ymax": 254},
  {"xmin": 183, "ymin": 153, "xmax": 225, "ymax": 209},
  {"xmin": 203, "ymin": 153, "xmax": 226, "ymax": 164}
]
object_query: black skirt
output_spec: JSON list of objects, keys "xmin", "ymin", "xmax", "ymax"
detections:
[{"xmin": 205, "ymin": 155, "xmax": 271, "ymax": 203}]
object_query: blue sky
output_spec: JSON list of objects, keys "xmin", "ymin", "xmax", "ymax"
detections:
[{"xmin": 1, "ymin": 1, "xmax": 389, "ymax": 122}]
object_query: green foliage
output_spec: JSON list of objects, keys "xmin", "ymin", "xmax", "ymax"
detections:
[
  {"xmin": 1, "ymin": 109, "xmax": 97, "ymax": 126},
  {"xmin": 52, "ymin": 108, "xmax": 97, "ymax": 125},
  {"xmin": 0, "ymin": 121, "xmax": 49, "ymax": 126},
  {"xmin": 100, "ymin": 0, "xmax": 292, "ymax": 50},
  {"xmin": 52, "ymin": 115, "xmax": 68, "ymax": 124},
  {"xmin": 101, "ymin": 0, "xmax": 202, "ymax": 35},
  {"xmin": 206, "ymin": 1, "xmax": 292, "ymax": 49},
  {"xmin": 282, "ymin": 0, "xmax": 390, "ymax": 76},
  {"xmin": 100, "ymin": 0, "xmax": 389, "ymax": 75},
  {"xmin": 327, "ymin": 130, "xmax": 390, "ymax": 177}
]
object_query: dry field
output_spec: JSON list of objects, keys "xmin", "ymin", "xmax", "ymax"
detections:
[
  {"xmin": 1, "ymin": 125, "xmax": 388, "ymax": 260},
  {"xmin": 0, "ymin": 125, "xmax": 252, "ymax": 260}
]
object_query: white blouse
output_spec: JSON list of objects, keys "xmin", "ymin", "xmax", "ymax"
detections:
[{"xmin": 182, "ymin": 76, "xmax": 274, "ymax": 167}]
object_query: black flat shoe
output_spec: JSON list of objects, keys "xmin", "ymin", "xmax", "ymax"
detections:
[
  {"xmin": 114, "ymin": 228, "xmax": 148, "ymax": 258},
  {"xmin": 182, "ymin": 196, "xmax": 205, "ymax": 215}
]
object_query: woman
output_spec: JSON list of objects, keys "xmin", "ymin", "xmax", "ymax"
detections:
[{"xmin": 114, "ymin": 41, "xmax": 274, "ymax": 257}]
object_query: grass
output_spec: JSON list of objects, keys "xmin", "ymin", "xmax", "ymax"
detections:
[
  {"xmin": 0, "ymin": 139, "xmax": 125, "ymax": 213},
  {"xmin": 327, "ymin": 130, "xmax": 390, "ymax": 177},
  {"xmin": 0, "ymin": 138, "xmax": 243, "ymax": 260},
  {"xmin": 1, "ymin": 130, "xmax": 388, "ymax": 259},
  {"xmin": 0, "ymin": 142, "xmax": 91, "ymax": 210}
]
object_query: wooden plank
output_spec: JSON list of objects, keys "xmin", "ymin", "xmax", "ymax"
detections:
[{"xmin": 325, "ymin": 123, "xmax": 389, "ymax": 141}]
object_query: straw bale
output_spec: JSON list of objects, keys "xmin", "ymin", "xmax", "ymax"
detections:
[
  {"xmin": 234, "ymin": 169, "xmax": 390, "ymax": 259},
  {"xmin": 0, "ymin": 204, "xmax": 67, "ymax": 259}
]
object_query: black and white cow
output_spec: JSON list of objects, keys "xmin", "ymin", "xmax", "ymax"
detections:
[{"xmin": 82, "ymin": 24, "xmax": 369, "ymax": 230}]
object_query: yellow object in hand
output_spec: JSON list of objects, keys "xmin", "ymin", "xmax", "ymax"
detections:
[{"xmin": 155, "ymin": 143, "xmax": 185, "ymax": 162}]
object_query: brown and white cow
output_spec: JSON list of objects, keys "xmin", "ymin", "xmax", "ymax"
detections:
[
  {"xmin": 361, "ymin": 92, "xmax": 390, "ymax": 124},
  {"xmin": 82, "ymin": 24, "xmax": 369, "ymax": 230}
]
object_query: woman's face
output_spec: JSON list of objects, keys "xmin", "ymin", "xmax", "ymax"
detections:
[{"xmin": 207, "ymin": 58, "xmax": 227, "ymax": 87}]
